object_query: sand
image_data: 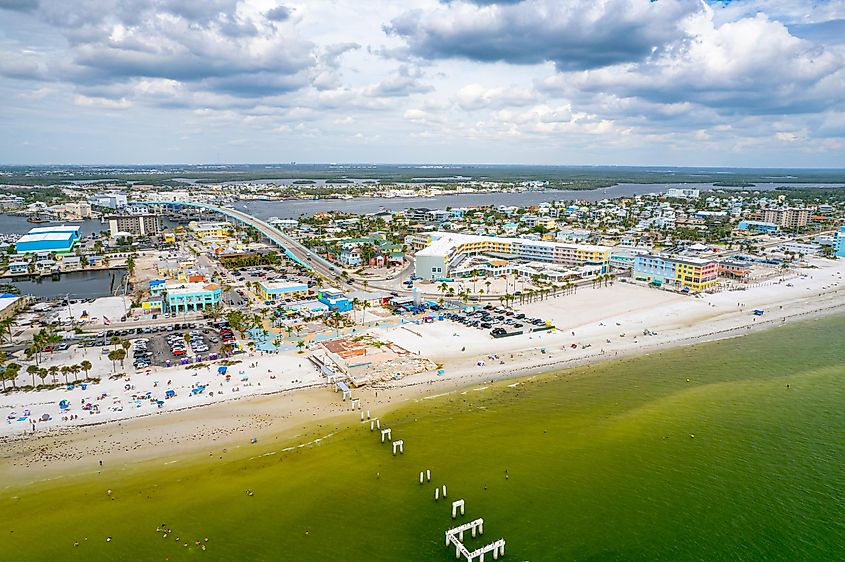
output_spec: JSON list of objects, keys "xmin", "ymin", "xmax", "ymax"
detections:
[{"xmin": 1, "ymin": 257, "xmax": 843, "ymax": 486}]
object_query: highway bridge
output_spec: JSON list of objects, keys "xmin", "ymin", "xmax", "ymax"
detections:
[{"xmin": 132, "ymin": 201, "xmax": 338, "ymax": 277}]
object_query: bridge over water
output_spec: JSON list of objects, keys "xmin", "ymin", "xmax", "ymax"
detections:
[{"xmin": 132, "ymin": 201, "xmax": 337, "ymax": 274}]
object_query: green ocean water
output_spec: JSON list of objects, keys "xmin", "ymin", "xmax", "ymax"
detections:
[{"xmin": 3, "ymin": 315, "xmax": 845, "ymax": 561}]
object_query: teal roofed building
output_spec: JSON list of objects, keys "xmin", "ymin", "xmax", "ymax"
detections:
[
  {"xmin": 15, "ymin": 225, "xmax": 81, "ymax": 254},
  {"xmin": 835, "ymin": 226, "xmax": 845, "ymax": 258}
]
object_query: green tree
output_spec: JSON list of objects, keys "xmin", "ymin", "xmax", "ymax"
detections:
[
  {"xmin": 26, "ymin": 364, "xmax": 39, "ymax": 386},
  {"xmin": 80, "ymin": 360, "xmax": 92, "ymax": 379},
  {"xmin": 107, "ymin": 351, "xmax": 119, "ymax": 372},
  {"xmin": 5, "ymin": 363, "xmax": 21, "ymax": 389},
  {"xmin": 0, "ymin": 317, "xmax": 14, "ymax": 344}
]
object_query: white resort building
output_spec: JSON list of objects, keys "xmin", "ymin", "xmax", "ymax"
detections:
[{"xmin": 409, "ymin": 232, "xmax": 612, "ymax": 280}]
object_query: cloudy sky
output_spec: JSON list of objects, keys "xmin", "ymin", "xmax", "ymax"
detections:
[{"xmin": 1, "ymin": 0, "xmax": 844, "ymax": 166}]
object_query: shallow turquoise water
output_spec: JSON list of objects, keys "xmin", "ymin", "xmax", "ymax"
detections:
[{"xmin": 3, "ymin": 315, "xmax": 845, "ymax": 560}]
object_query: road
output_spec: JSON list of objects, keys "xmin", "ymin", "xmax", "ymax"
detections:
[
  {"xmin": 138, "ymin": 201, "xmax": 340, "ymax": 279},
  {"xmin": 138, "ymin": 201, "xmax": 839, "ymax": 301}
]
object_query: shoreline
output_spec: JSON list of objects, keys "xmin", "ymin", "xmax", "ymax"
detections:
[{"xmin": 2, "ymin": 277, "xmax": 843, "ymax": 488}]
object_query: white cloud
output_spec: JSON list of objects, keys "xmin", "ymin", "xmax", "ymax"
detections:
[
  {"xmin": 0, "ymin": 0, "xmax": 843, "ymax": 165},
  {"xmin": 73, "ymin": 94, "xmax": 132, "ymax": 109}
]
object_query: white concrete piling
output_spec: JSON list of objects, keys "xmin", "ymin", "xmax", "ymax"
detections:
[
  {"xmin": 442, "ymin": 484, "xmax": 447, "ymax": 497},
  {"xmin": 435, "ymin": 488, "xmax": 440, "ymax": 500},
  {"xmin": 366, "ymin": 410, "xmax": 370, "ymax": 419},
  {"xmin": 426, "ymin": 469, "xmax": 431, "ymax": 482},
  {"xmin": 420, "ymin": 472, "xmax": 424, "ymax": 484},
  {"xmin": 370, "ymin": 420, "xmax": 375, "ymax": 431},
  {"xmin": 380, "ymin": 428, "xmax": 392, "ymax": 443},
  {"xmin": 360, "ymin": 411, "xmax": 364, "ymax": 421},
  {"xmin": 451, "ymin": 499, "xmax": 465, "ymax": 519},
  {"xmin": 445, "ymin": 519, "xmax": 496, "ymax": 562},
  {"xmin": 376, "ymin": 419, "xmax": 381, "ymax": 429},
  {"xmin": 392, "ymin": 439, "xmax": 404, "ymax": 455}
]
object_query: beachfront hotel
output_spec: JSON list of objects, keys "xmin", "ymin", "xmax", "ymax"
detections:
[
  {"xmin": 835, "ymin": 226, "xmax": 845, "ymax": 258},
  {"xmin": 633, "ymin": 254, "xmax": 719, "ymax": 292},
  {"xmin": 410, "ymin": 232, "xmax": 611, "ymax": 280}
]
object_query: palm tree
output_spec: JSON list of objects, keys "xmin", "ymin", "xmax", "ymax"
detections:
[
  {"xmin": 60, "ymin": 365, "xmax": 71, "ymax": 384},
  {"xmin": 351, "ymin": 298, "xmax": 361, "ymax": 323},
  {"xmin": 37, "ymin": 368, "xmax": 47, "ymax": 387},
  {"xmin": 46, "ymin": 332, "xmax": 62, "ymax": 353},
  {"xmin": 296, "ymin": 340, "xmax": 305, "ymax": 353},
  {"xmin": 71, "ymin": 364, "xmax": 81, "ymax": 382},
  {"xmin": 227, "ymin": 310, "xmax": 247, "ymax": 337},
  {"xmin": 5, "ymin": 363, "xmax": 20, "ymax": 389},
  {"xmin": 361, "ymin": 300, "xmax": 371, "ymax": 323},
  {"xmin": 485, "ymin": 279, "xmax": 492, "ymax": 296},
  {"xmin": 26, "ymin": 364, "xmax": 38, "ymax": 386},
  {"xmin": 80, "ymin": 360, "xmax": 92, "ymax": 379},
  {"xmin": 0, "ymin": 317, "xmax": 14, "ymax": 344},
  {"xmin": 107, "ymin": 351, "xmax": 119, "ymax": 373},
  {"xmin": 110, "ymin": 335, "xmax": 121, "ymax": 350},
  {"xmin": 48, "ymin": 365, "xmax": 59, "ymax": 383},
  {"xmin": 121, "ymin": 339, "xmax": 131, "ymax": 354}
]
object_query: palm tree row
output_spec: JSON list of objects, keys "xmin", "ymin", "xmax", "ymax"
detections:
[{"xmin": 0, "ymin": 349, "xmax": 93, "ymax": 390}]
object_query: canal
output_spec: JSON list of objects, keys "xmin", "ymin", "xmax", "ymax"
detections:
[{"xmin": 2, "ymin": 269, "xmax": 128, "ymax": 299}]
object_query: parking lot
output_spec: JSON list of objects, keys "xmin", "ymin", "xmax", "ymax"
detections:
[
  {"xmin": 86, "ymin": 322, "xmax": 237, "ymax": 370},
  {"xmin": 444, "ymin": 305, "xmax": 553, "ymax": 338}
]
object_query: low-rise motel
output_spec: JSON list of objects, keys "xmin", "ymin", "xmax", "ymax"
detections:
[
  {"xmin": 409, "ymin": 232, "xmax": 611, "ymax": 280},
  {"xmin": 737, "ymin": 220, "xmax": 780, "ymax": 234},
  {"xmin": 15, "ymin": 225, "xmax": 81, "ymax": 254},
  {"xmin": 633, "ymin": 254, "xmax": 719, "ymax": 292},
  {"xmin": 188, "ymin": 221, "xmax": 234, "ymax": 240},
  {"xmin": 148, "ymin": 279, "xmax": 222, "ymax": 313},
  {"xmin": 258, "ymin": 281, "xmax": 310, "ymax": 303}
]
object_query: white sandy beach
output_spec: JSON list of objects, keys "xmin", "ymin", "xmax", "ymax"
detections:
[{"xmin": 1, "ymin": 257, "xmax": 843, "ymax": 484}]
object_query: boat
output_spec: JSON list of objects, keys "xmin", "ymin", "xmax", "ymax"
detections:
[{"xmin": 27, "ymin": 215, "xmax": 49, "ymax": 223}]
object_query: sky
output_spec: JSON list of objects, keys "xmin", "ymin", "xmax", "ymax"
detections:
[{"xmin": 1, "ymin": 0, "xmax": 844, "ymax": 167}]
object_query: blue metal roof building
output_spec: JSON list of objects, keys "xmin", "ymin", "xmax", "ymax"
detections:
[{"xmin": 15, "ymin": 225, "xmax": 81, "ymax": 254}]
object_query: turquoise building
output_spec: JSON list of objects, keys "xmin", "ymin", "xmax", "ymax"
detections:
[
  {"xmin": 150, "ymin": 279, "xmax": 222, "ymax": 312},
  {"xmin": 317, "ymin": 289, "xmax": 352, "ymax": 312},
  {"xmin": 835, "ymin": 226, "xmax": 845, "ymax": 258}
]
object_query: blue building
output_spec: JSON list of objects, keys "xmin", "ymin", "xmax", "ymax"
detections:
[
  {"xmin": 737, "ymin": 220, "xmax": 779, "ymax": 234},
  {"xmin": 835, "ymin": 226, "xmax": 845, "ymax": 258},
  {"xmin": 15, "ymin": 225, "xmax": 81, "ymax": 254},
  {"xmin": 317, "ymin": 289, "xmax": 353, "ymax": 312},
  {"xmin": 150, "ymin": 279, "xmax": 222, "ymax": 312}
]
